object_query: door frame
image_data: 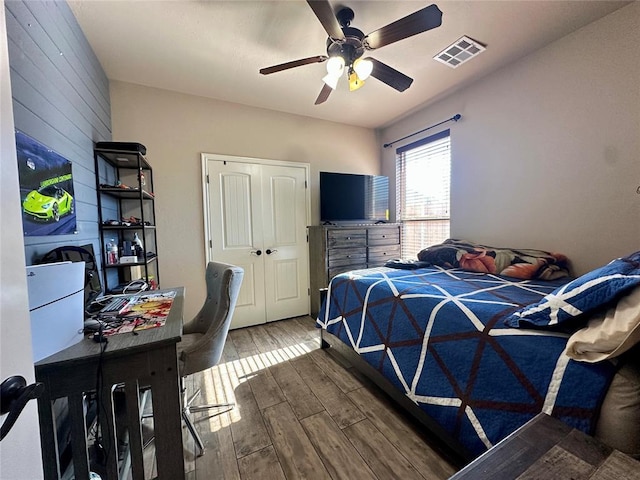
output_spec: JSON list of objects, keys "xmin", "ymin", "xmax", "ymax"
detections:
[
  {"xmin": 1, "ymin": 3, "xmax": 44, "ymax": 475},
  {"xmin": 200, "ymin": 151, "xmax": 311, "ymax": 268}
]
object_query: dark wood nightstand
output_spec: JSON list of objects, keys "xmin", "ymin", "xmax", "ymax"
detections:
[{"xmin": 450, "ymin": 413, "xmax": 640, "ymax": 479}]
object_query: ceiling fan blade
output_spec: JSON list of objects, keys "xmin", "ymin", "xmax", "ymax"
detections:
[
  {"xmin": 259, "ymin": 55, "xmax": 328, "ymax": 75},
  {"xmin": 306, "ymin": 0, "xmax": 345, "ymax": 40},
  {"xmin": 314, "ymin": 84, "xmax": 333, "ymax": 105},
  {"xmin": 369, "ymin": 58, "xmax": 413, "ymax": 92},
  {"xmin": 364, "ymin": 4, "xmax": 443, "ymax": 50}
]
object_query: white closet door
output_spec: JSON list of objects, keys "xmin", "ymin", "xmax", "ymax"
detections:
[
  {"xmin": 206, "ymin": 157, "xmax": 309, "ymax": 329},
  {"xmin": 260, "ymin": 164, "xmax": 309, "ymax": 322},
  {"xmin": 207, "ymin": 160, "xmax": 266, "ymax": 328}
]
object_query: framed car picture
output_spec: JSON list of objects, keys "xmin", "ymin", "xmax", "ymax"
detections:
[{"xmin": 16, "ymin": 130, "xmax": 77, "ymax": 236}]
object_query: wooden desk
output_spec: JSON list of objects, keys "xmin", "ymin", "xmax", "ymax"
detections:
[
  {"xmin": 35, "ymin": 288, "xmax": 185, "ymax": 480},
  {"xmin": 450, "ymin": 413, "xmax": 640, "ymax": 479}
]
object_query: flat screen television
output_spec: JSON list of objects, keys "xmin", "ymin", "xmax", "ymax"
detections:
[{"xmin": 320, "ymin": 171, "xmax": 389, "ymax": 223}]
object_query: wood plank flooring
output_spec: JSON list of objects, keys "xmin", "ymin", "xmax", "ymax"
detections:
[{"xmin": 146, "ymin": 316, "xmax": 459, "ymax": 479}]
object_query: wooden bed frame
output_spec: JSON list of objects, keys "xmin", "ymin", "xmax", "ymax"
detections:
[{"xmin": 320, "ymin": 328, "xmax": 472, "ymax": 467}]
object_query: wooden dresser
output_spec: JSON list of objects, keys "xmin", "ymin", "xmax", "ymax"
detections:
[{"xmin": 308, "ymin": 224, "xmax": 401, "ymax": 316}]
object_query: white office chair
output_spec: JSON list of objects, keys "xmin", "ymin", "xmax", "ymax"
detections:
[{"xmin": 177, "ymin": 262, "xmax": 244, "ymax": 456}]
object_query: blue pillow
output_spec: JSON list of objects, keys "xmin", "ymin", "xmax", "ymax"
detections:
[{"xmin": 505, "ymin": 251, "xmax": 640, "ymax": 329}]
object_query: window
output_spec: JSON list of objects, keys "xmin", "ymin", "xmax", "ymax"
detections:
[{"xmin": 396, "ymin": 130, "xmax": 451, "ymax": 259}]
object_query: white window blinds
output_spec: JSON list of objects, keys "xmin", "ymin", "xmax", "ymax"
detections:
[{"xmin": 396, "ymin": 130, "xmax": 451, "ymax": 259}]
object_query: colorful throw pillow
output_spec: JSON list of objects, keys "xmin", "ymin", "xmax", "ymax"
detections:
[
  {"xmin": 564, "ymin": 285, "xmax": 640, "ymax": 362},
  {"xmin": 416, "ymin": 239, "xmax": 570, "ymax": 280},
  {"xmin": 505, "ymin": 250, "xmax": 640, "ymax": 329}
]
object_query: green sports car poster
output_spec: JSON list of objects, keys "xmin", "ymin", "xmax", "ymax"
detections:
[{"xmin": 16, "ymin": 131, "xmax": 77, "ymax": 236}]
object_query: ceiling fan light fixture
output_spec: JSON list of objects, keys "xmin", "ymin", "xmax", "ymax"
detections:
[
  {"xmin": 322, "ymin": 72, "xmax": 341, "ymax": 90},
  {"xmin": 326, "ymin": 56, "xmax": 345, "ymax": 75},
  {"xmin": 353, "ymin": 58, "xmax": 373, "ymax": 80}
]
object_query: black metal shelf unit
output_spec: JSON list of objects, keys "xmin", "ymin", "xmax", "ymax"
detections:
[{"xmin": 94, "ymin": 143, "xmax": 160, "ymax": 294}]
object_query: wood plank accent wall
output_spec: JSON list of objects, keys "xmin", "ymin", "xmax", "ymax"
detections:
[{"xmin": 5, "ymin": 0, "xmax": 111, "ymax": 266}]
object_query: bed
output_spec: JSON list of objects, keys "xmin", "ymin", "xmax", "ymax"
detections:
[{"xmin": 317, "ymin": 241, "xmax": 640, "ymax": 463}]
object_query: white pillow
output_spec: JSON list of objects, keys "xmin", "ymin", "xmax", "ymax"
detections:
[{"xmin": 564, "ymin": 285, "xmax": 640, "ymax": 362}]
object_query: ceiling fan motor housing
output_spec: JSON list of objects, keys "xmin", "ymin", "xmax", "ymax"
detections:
[{"xmin": 326, "ymin": 25, "xmax": 365, "ymax": 65}]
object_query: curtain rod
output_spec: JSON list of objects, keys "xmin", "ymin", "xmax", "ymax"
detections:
[{"xmin": 383, "ymin": 114, "xmax": 462, "ymax": 149}]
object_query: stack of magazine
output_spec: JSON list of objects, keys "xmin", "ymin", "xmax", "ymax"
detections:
[{"xmin": 102, "ymin": 290, "xmax": 177, "ymax": 336}]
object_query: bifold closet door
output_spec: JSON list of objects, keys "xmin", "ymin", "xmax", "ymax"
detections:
[{"xmin": 206, "ymin": 159, "xmax": 309, "ymax": 329}]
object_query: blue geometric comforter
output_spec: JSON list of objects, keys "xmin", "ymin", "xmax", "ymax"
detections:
[{"xmin": 317, "ymin": 266, "xmax": 616, "ymax": 458}]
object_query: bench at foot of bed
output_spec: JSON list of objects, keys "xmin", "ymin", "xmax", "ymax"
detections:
[{"xmin": 451, "ymin": 412, "xmax": 640, "ymax": 479}]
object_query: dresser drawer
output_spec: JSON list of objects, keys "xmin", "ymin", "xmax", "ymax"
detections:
[
  {"xmin": 328, "ymin": 247, "xmax": 367, "ymax": 268},
  {"xmin": 327, "ymin": 229, "xmax": 367, "ymax": 248},
  {"xmin": 368, "ymin": 245, "xmax": 401, "ymax": 265},
  {"xmin": 368, "ymin": 227, "xmax": 400, "ymax": 246}
]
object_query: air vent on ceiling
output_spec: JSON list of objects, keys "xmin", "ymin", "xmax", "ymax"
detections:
[{"xmin": 434, "ymin": 36, "xmax": 486, "ymax": 68}]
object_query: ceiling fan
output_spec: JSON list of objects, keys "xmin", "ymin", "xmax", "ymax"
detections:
[{"xmin": 259, "ymin": 0, "xmax": 443, "ymax": 105}]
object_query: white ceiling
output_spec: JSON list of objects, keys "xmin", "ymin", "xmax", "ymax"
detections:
[{"xmin": 67, "ymin": 0, "xmax": 630, "ymax": 129}]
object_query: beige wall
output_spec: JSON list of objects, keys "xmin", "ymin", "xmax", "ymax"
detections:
[
  {"xmin": 110, "ymin": 81, "xmax": 378, "ymax": 319},
  {"xmin": 380, "ymin": 2, "xmax": 640, "ymax": 276}
]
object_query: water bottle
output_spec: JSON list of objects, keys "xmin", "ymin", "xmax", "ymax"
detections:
[{"xmin": 107, "ymin": 239, "xmax": 118, "ymax": 265}]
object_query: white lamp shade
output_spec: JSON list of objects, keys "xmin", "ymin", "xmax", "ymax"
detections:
[
  {"xmin": 322, "ymin": 72, "xmax": 341, "ymax": 90},
  {"xmin": 353, "ymin": 58, "xmax": 373, "ymax": 80},
  {"xmin": 326, "ymin": 56, "xmax": 345, "ymax": 75}
]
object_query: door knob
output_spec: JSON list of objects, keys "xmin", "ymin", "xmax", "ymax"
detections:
[
  {"xmin": 250, "ymin": 249, "xmax": 262, "ymax": 256},
  {"xmin": 266, "ymin": 249, "xmax": 278, "ymax": 255},
  {"xmin": 1, "ymin": 376, "xmax": 44, "ymax": 441}
]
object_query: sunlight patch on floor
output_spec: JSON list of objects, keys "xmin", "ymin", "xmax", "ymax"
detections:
[{"xmin": 200, "ymin": 341, "xmax": 316, "ymax": 431}]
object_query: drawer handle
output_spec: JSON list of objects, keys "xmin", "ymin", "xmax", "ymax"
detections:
[
  {"xmin": 382, "ymin": 235, "xmax": 386, "ymax": 238},
  {"xmin": 346, "ymin": 255, "xmax": 351, "ymax": 258},
  {"xmin": 346, "ymin": 236, "xmax": 351, "ymax": 240}
]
